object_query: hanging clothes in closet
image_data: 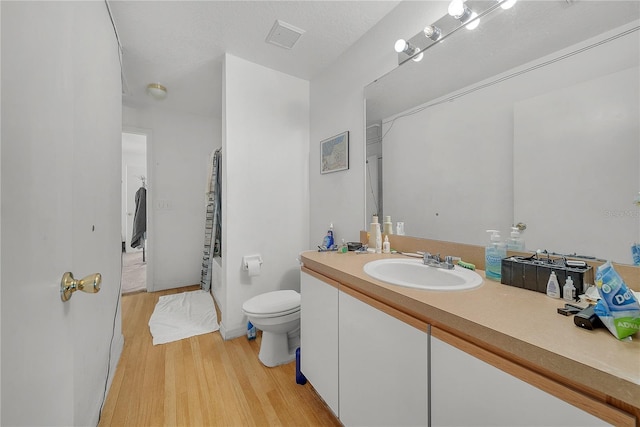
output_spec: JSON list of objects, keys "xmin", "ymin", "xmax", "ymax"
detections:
[{"xmin": 131, "ymin": 182, "xmax": 147, "ymax": 250}]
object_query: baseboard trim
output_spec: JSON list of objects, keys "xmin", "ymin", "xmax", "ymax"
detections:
[{"xmin": 219, "ymin": 322, "xmax": 246, "ymax": 341}]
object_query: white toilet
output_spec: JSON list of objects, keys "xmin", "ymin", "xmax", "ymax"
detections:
[{"xmin": 242, "ymin": 290, "xmax": 301, "ymax": 367}]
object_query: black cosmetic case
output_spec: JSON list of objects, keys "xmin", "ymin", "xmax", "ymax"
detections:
[{"xmin": 501, "ymin": 256, "xmax": 594, "ymax": 298}]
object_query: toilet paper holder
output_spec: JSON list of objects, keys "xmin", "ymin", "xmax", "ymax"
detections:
[{"xmin": 242, "ymin": 254, "xmax": 263, "ymax": 271}]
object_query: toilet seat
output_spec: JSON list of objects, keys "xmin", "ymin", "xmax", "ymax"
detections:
[
  {"xmin": 243, "ymin": 307, "xmax": 300, "ymax": 319},
  {"xmin": 242, "ymin": 290, "xmax": 300, "ymax": 318}
]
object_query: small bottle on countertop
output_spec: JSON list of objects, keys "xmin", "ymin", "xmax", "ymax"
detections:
[
  {"xmin": 383, "ymin": 215, "xmax": 393, "ymax": 235},
  {"xmin": 563, "ymin": 276, "xmax": 576, "ymax": 301},
  {"xmin": 375, "ymin": 224, "xmax": 382, "ymax": 253},
  {"xmin": 546, "ymin": 271, "xmax": 560, "ymax": 299},
  {"xmin": 322, "ymin": 223, "xmax": 334, "ymax": 249},
  {"xmin": 369, "ymin": 215, "xmax": 379, "ymax": 250},
  {"xmin": 383, "ymin": 235, "xmax": 391, "ymax": 253}
]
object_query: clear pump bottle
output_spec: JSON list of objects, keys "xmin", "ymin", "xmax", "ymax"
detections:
[
  {"xmin": 485, "ymin": 230, "xmax": 506, "ymax": 281},
  {"xmin": 506, "ymin": 227, "xmax": 525, "ymax": 251}
]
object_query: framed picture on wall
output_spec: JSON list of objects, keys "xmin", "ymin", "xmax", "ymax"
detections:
[{"xmin": 320, "ymin": 131, "xmax": 349, "ymax": 174}]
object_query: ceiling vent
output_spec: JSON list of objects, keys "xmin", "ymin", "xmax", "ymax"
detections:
[{"xmin": 266, "ymin": 20, "xmax": 305, "ymax": 49}]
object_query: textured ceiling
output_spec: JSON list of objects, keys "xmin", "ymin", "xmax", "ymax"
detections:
[{"xmin": 109, "ymin": 0, "xmax": 401, "ymax": 117}]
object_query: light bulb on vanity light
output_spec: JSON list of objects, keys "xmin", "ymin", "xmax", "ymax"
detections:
[
  {"xmin": 500, "ymin": 0, "xmax": 518, "ymax": 9},
  {"xmin": 424, "ymin": 25, "xmax": 442, "ymax": 42},
  {"xmin": 448, "ymin": 0, "xmax": 465, "ymax": 18},
  {"xmin": 394, "ymin": 39, "xmax": 410, "ymax": 53},
  {"xmin": 464, "ymin": 11, "xmax": 480, "ymax": 30},
  {"xmin": 394, "ymin": 39, "xmax": 422, "ymax": 61},
  {"xmin": 412, "ymin": 48, "xmax": 423, "ymax": 62},
  {"xmin": 448, "ymin": 0, "xmax": 480, "ymax": 30}
]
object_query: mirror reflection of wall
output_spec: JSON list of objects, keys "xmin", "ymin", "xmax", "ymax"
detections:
[{"xmin": 365, "ymin": 1, "xmax": 639, "ymax": 265}]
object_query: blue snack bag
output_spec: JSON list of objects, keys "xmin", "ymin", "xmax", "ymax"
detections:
[{"xmin": 595, "ymin": 261, "xmax": 640, "ymax": 339}]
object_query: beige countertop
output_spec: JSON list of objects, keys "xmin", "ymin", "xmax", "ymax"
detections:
[{"xmin": 300, "ymin": 250, "xmax": 640, "ymax": 414}]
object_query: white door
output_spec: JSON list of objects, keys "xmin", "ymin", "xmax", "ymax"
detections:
[{"xmin": 1, "ymin": 3, "xmax": 123, "ymax": 426}]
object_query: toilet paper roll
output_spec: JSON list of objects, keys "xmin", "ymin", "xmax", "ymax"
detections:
[{"xmin": 247, "ymin": 259, "xmax": 261, "ymax": 277}]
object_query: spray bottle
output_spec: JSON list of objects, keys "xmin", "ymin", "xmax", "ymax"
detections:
[{"xmin": 322, "ymin": 223, "xmax": 334, "ymax": 249}]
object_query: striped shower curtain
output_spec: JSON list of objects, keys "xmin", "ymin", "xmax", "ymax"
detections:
[{"xmin": 201, "ymin": 149, "xmax": 222, "ymax": 291}]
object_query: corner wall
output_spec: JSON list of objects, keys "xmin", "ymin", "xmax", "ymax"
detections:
[
  {"xmin": 309, "ymin": 1, "xmax": 449, "ymax": 246},
  {"xmin": 220, "ymin": 54, "xmax": 309, "ymax": 339}
]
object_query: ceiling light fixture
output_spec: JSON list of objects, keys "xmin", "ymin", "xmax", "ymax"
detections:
[
  {"xmin": 448, "ymin": 0, "xmax": 480, "ymax": 30},
  {"xmin": 146, "ymin": 83, "xmax": 168, "ymax": 100},
  {"xmin": 423, "ymin": 25, "xmax": 443, "ymax": 42}
]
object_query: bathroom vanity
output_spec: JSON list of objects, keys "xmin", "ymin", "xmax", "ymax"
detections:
[{"xmin": 299, "ymin": 250, "xmax": 640, "ymax": 427}]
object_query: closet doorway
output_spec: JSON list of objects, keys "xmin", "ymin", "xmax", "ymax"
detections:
[{"xmin": 122, "ymin": 131, "xmax": 148, "ymax": 294}]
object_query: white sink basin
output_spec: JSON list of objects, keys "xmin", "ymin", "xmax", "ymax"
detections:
[{"xmin": 363, "ymin": 258, "xmax": 483, "ymax": 291}]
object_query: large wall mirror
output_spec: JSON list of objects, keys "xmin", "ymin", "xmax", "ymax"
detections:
[{"xmin": 365, "ymin": 0, "xmax": 639, "ymax": 265}]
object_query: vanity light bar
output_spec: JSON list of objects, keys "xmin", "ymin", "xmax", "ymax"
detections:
[{"xmin": 395, "ymin": 0, "xmax": 514, "ymax": 65}]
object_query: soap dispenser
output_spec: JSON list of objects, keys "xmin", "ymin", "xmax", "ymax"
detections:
[
  {"xmin": 485, "ymin": 230, "xmax": 507, "ymax": 281},
  {"xmin": 507, "ymin": 227, "xmax": 525, "ymax": 251}
]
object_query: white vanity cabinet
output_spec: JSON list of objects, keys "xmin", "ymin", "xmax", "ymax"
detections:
[
  {"xmin": 339, "ymin": 288, "xmax": 429, "ymax": 427},
  {"xmin": 300, "ymin": 252, "xmax": 638, "ymax": 427},
  {"xmin": 300, "ymin": 270, "xmax": 339, "ymax": 416},
  {"xmin": 430, "ymin": 330, "xmax": 612, "ymax": 427}
]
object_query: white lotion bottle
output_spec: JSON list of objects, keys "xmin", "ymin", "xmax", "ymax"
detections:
[
  {"xmin": 383, "ymin": 216, "xmax": 393, "ymax": 235},
  {"xmin": 375, "ymin": 224, "xmax": 382, "ymax": 253},
  {"xmin": 369, "ymin": 215, "xmax": 379, "ymax": 250},
  {"xmin": 546, "ymin": 271, "xmax": 560, "ymax": 298}
]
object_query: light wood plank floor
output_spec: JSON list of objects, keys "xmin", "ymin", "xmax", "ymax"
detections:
[{"xmin": 99, "ymin": 285, "xmax": 341, "ymax": 426}]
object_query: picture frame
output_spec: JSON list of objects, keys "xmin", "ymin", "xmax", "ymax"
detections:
[{"xmin": 320, "ymin": 131, "xmax": 349, "ymax": 174}]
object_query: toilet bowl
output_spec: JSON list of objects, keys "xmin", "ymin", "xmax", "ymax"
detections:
[{"xmin": 242, "ymin": 290, "xmax": 301, "ymax": 367}]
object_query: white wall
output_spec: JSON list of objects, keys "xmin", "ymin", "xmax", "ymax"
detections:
[
  {"xmin": 220, "ymin": 54, "xmax": 309, "ymax": 339},
  {"xmin": 123, "ymin": 106, "xmax": 219, "ymax": 291},
  {"xmin": 0, "ymin": 2, "xmax": 3, "ymax": 421},
  {"xmin": 309, "ymin": 1, "xmax": 449, "ymax": 247}
]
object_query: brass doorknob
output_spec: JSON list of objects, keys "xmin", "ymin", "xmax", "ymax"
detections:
[{"xmin": 60, "ymin": 272, "xmax": 101, "ymax": 302}]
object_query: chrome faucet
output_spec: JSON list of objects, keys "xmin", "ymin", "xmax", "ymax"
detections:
[{"xmin": 423, "ymin": 253, "xmax": 456, "ymax": 270}]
